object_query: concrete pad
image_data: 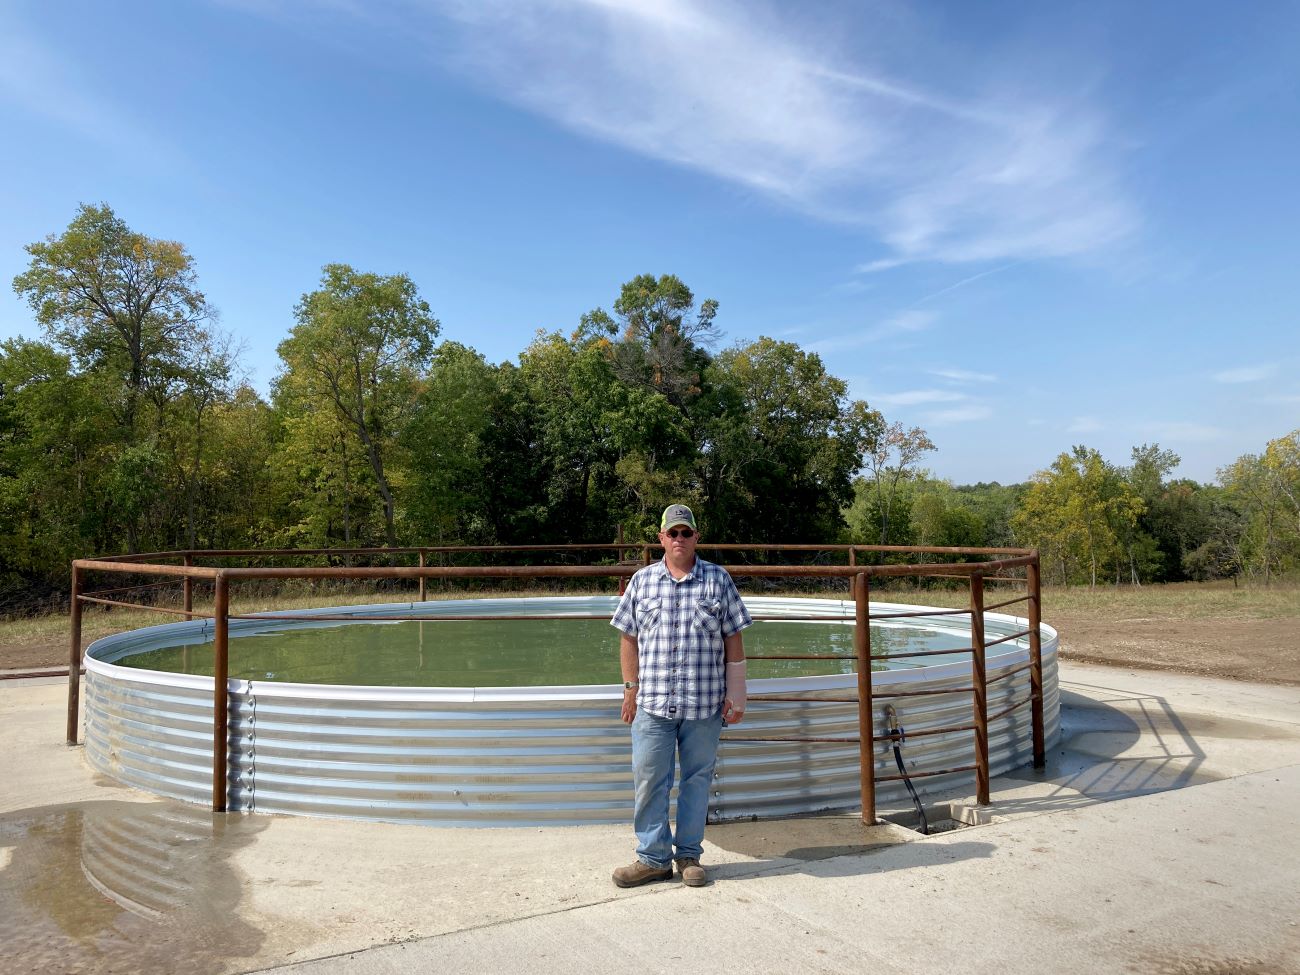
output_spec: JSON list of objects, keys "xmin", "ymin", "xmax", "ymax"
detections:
[
  {"xmin": 277, "ymin": 768, "xmax": 1300, "ymax": 975},
  {"xmin": 3, "ymin": 664, "xmax": 1300, "ymax": 975}
]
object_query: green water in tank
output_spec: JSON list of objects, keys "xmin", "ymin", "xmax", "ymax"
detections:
[{"xmin": 114, "ymin": 618, "xmax": 978, "ymax": 687}]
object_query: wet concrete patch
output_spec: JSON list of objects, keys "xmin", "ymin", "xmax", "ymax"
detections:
[
  {"xmin": 706, "ymin": 814, "xmax": 919, "ymax": 862},
  {"xmin": 0, "ymin": 800, "xmax": 267, "ymax": 974}
]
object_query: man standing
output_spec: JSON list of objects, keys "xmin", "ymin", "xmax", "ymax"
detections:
[{"xmin": 610, "ymin": 503, "xmax": 752, "ymax": 888}]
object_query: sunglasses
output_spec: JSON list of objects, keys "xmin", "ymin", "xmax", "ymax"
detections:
[{"xmin": 664, "ymin": 528, "xmax": 696, "ymax": 539}]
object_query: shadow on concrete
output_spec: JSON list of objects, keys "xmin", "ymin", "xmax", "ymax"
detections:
[
  {"xmin": 709, "ymin": 678, "xmax": 1240, "ymax": 872},
  {"xmin": 704, "ymin": 808, "xmax": 1000, "ymax": 885},
  {"xmin": 985, "ymin": 683, "xmax": 1218, "ymax": 816},
  {"xmin": 0, "ymin": 798, "xmax": 268, "ymax": 974},
  {"xmin": 711, "ymin": 836, "xmax": 999, "ymax": 885}
]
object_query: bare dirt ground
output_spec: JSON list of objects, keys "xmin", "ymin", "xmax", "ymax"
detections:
[
  {"xmin": 3, "ymin": 583, "xmax": 1298, "ymax": 685},
  {"xmin": 3, "ymin": 641, "xmax": 81, "ymax": 673},
  {"xmin": 1047, "ymin": 612, "xmax": 1300, "ymax": 686}
]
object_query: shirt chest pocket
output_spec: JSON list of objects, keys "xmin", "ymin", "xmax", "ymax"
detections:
[
  {"xmin": 638, "ymin": 598, "xmax": 663, "ymax": 634},
  {"xmin": 693, "ymin": 598, "xmax": 722, "ymax": 634}
]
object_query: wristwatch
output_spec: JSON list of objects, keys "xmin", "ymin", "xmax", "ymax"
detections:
[{"xmin": 623, "ymin": 680, "xmax": 638, "ymax": 689}]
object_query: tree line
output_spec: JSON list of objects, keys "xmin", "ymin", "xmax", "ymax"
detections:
[{"xmin": 1, "ymin": 205, "xmax": 1296, "ymax": 606}]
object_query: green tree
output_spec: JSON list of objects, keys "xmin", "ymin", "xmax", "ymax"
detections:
[
  {"xmin": 579, "ymin": 273, "xmax": 717, "ymax": 409},
  {"xmin": 861, "ymin": 422, "xmax": 936, "ymax": 546},
  {"xmin": 276, "ymin": 264, "xmax": 440, "ymax": 548},
  {"xmin": 474, "ymin": 363, "xmax": 553, "ymax": 543},
  {"xmin": 1218, "ymin": 431, "xmax": 1300, "ymax": 584},
  {"xmin": 518, "ymin": 327, "xmax": 693, "ymax": 540},
  {"xmin": 400, "ymin": 342, "xmax": 499, "ymax": 543},
  {"xmin": 12, "ymin": 204, "xmax": 231, "ymax": 553},
  {"xmin": 0, "ymin": 339, "xmax": 116, "ymax": 596},
  {"xmin": 202, "ymin": 386, "xmax": 277, "ymax": 548},
  {"xmin": 702, "ymin": 338, "xmax": 883, "ymax": 541},
  {"xmin": 910, "ymin": 480, "xmax": 987, "ymax": 551},
  {"xmin": 952, "ymin": 482, "xmax": 1024, "ymax": 548},
  {"xmin": 1013, "ymin": 446, "xmax": 1144, "ymax": 587},
  {"xmin": 271, "ymin": 374, "xmax": 382, "ymax": 548},
  {"xmin": 13, "ymin": 203, "xmax": 214, "ymax": 441}
]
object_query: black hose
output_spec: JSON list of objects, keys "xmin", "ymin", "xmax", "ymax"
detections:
[{"xmin": 884, "ymin": 704, "xmax": 928, "ymax": 835}]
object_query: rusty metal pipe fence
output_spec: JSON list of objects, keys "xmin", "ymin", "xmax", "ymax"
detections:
[{"xmin": 66, "ymin": 544, "xmax": 1047, "ymax": 825}]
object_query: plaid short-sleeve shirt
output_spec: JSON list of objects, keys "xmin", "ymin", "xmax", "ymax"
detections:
[{"xmin": 610, "ymin": 557, "xmax": 753, "ymax": 720}]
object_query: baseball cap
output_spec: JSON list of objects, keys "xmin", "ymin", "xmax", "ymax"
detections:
[{"xmin": 660, "ymin": 503, "xmax": 697, "ymax": 532}]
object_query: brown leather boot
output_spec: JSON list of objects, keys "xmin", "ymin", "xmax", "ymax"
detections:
[
  {"xmin": 675, "ymin": 858, "xmax": 707, "ymax": 887},
  {"xmin": 612, "ymin": 860, "xmax": 673, "ymax": 888}
]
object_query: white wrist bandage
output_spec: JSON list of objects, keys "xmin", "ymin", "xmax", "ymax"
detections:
[{"xmin": 725, "ymin": 660, "xmax": 747, "ymax": 708}]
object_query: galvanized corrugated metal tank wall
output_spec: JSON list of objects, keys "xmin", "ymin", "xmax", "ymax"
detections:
[{"xmin": 83, "ymin": 597, "xmax": 1059, "ymax": 826}]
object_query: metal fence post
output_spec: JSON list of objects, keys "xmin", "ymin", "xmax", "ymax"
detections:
[
  {"xmin": 67, "ymin": 563, "xmax": 83, "ymax": 746},
  {"xmin": 418, "ymin": 550, "xmax": 427, "ymax": 602},
  {"xmin": 970, "ymin": 571, "xmax": 989, "ymax": 805},
  {"xmin": 183, "ymin": 553, "xmax": 194, "ymax": 615},
  {"xmin": 1027, "ymin": 556, "xmax": 1045, "ymax": 768},
  {"xmin": 212, "ymin": 572, "xmax": 230, "ymax": 812},
  {"xmin": 854, "ymin": 572, "xmax": 876, "ymax": 824}
]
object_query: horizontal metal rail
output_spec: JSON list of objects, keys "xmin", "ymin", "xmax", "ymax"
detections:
[
  {"xmin": 724, "ymin": 721, "xmax": 985, "ymax": 745},
  {"xmin": 722, "ymin": 735, "xmax": 863, "ymax": 743},
  {"xmin": 747, "ymin": 654, "xmax": 856, "ymax": 661},
  {"xmin": 77, "ymin": 595, "xmax": 212, "ymax": 619},
  {"xmin": 988, "ymin": 696, "xmax": 1033, "ymax": 723},
  {"xmin": 868, "ymin": 607, "xmax": 970, "ymax": 620},
  {"xmin": 76, "ymin": 556, "xmax": 1039, "ymax": 581},
  {"xmin": 872, "ymin": 646, "xmax": 973, "ymax": 661},
  {"xmin": 223, "ymin": 611, "xmax": 615, "ymax": 623},
  {"xmin": 875, "ymin": 685, "xmax": 977, "ymax": 699},
  {"xmin": 876, "ymin": 763, "xmax": 979, "ymax": 784},
  {"xmin": 83, "ymin": 579, "xmax": 182, "ymax": 600},
  {"xmin": 988, "ymin": 661, "xmax": 1034, "ymax": 686},
  {"xmin": 90, "ymin": 542, "xmax": 1037, "ymax": 562},
  {"xmin": 983, "ymin": 595, "xmax": 1029, "ymax": 612},
  {"xmin": 985, "ymin": 628, "xmax": 1033, "ymax": 649},
  {"xmin": 76, "ymin": 559, "xmax": 220, "ymax": 578}
]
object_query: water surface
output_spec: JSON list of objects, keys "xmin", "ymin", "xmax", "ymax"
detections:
[{"xmin": 116, "ymin": 619, "xmax": 977, "ymax": 687}]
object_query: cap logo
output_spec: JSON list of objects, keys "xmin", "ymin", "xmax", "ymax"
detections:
[{"xmin": 659, "ymin": 504, "xmax": 696, "ymax": 531}]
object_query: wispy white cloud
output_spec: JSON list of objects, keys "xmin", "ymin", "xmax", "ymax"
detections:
[
  {"xmin": 906, "ymin": 262, "xmax": 1023, "ymax": 303},
  {"xmin": 1212, "ymin": 364, "xmax": 1275, "ymax": 384},
  {"xmin": 1137, "ymin": 421, "xmax": 1225, "ymax": 443},
  {"xmin": 857, "ymin": 257, "xmax": 908, "ymax": 274},
  {"xmin": 825, "ymin": 279, "xmax": 875, "ymax": 297},
  {"xmin": 771, "ymin": 324, "xmax": 810, "ymax": 338},
  {"xmin": 0, "ymin": 9, "xmax": 175, "ymax": 160},
  {"xmin": 931, "ymin": 367, "xmax": 999, "ymax": 384},
  {"xmin": 872, "ymin": 389, "xmax": 967, "ymax": 408},
  {"xmin": 806, "ymin": 309, "xmax": 937, "ymax": 354},
  {"xmin": 1067, "ymin": 416, "xmax": 1103, "ymax": 433},
  {"xmin": 250, "ymin": 0, "xmax": 1136, "ymax": 268},
  {"xmin": 878, "ymin": 310, "xmax": 934, "ymax": 336},
  {"xmin": 923, "ymin": 405, "xmax": 993, "ymax": 424}
]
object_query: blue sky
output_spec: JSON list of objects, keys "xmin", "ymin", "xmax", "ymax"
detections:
[{"xmin": 1, "ymin": 0, "xmax": 1296, "ymax": 485}]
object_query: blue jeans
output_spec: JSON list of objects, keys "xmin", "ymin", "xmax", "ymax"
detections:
[{"xmin": 631, "ymin": 708, "xmax": 724, "ymax": 868}]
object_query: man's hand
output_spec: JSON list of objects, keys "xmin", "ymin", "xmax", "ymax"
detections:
[
  {"xmin": 723, "ymin": 697, "xmax": 744, "ymax": 724},
  {"xmin": 621, "ymin": 688, "xmax": 637, "ymax": 724}
]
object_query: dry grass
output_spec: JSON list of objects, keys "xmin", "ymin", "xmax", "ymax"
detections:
[{"xmin": 874, "ymin": 580, "xmax": 1300, "ymax": 620}]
